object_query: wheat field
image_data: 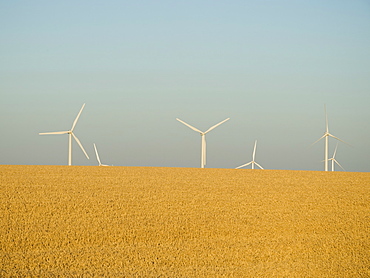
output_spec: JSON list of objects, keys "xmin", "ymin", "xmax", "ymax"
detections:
[{"xmin": 1, "ymin": 165, "xmax": 369, "ymax": 277}]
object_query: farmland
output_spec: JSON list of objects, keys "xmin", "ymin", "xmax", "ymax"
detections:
[{"xmin": 1, "ymin": 165, "xmax": 370, "ymax": 277}]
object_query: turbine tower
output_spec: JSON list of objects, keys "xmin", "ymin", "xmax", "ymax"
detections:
[
  {"xmin": 93, "ymin": 143, "xmax": 109, "ymax": 166},
  {"xmin": 39, "ymin": 103, "xmax": 89, "ymax": 166},
  {"xmin": 328, "ymin": 143, "xmax": 345, "ymax": 171},
  {"xmin": 313, "ymin": 105, "xmax": 346, "ymax": 171},
  {"xmin": 235, "ymin": 140, "xmax": 264, "ymax": 169},
  {"xmin": 176, "ymin": 118, "xmax": 230, "ymax": 168}
]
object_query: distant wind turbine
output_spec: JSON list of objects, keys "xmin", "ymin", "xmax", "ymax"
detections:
[
  {"xmin": 313, "ymin": 105, "xmax": 347, "ymax": 171},
  {"xmin": 39, "ymin": 103, "xmax": 89, "ymax": 166},
  {"xmin": 235, "ymin": 140, "xmax": 264, "ymax": 169},
  {"xmin": 328, "ymin": 143, "xmax": 345, "ymax": 171},
  {"xmin": 176, "ymin": 118, "xmax": 230, "ymax": 168},
  {"xmin": 93, "ymin": 143, "xmax": 109, "ymax": 166}
]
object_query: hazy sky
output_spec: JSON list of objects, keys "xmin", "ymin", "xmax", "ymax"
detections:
[{"xmin": 1, "ymin": 0, "xmax": 369, "ymax": 171}]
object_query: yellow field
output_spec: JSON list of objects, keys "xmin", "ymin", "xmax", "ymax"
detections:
[{"xmin": 1, "ymin": 165, "xmax": 369, "ymax": 277}]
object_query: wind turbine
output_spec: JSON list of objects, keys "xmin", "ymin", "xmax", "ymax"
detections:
[
  {"xmin": 176, "ymin": 118, "xmax": 230, "ymax": 168},
  {"xmin": 328, "ymin": 143, "xmax": 345, "ymax": 171},
  {"xmin": 313, "ymin": 105, "xmax": 347, "ymax": 171},
  {"xmin": 235, "ymin": 140, "xmax": 264, "ymax": 169},
  {"xmin": 93, "ymin": 143, "xmax": 109, "ymax": 166},
  {"xmin": 39, "ymin": 103, "xmax": 89, "ymax": 166}
]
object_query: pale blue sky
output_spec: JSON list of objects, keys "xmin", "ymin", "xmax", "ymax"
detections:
[{"xmin": 1, "ymin": 0, "xmax": 369, "ymax": 171}]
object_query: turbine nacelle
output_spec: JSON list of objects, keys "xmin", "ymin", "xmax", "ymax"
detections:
[
  {"xmin": 235, "ymin": 140, "xmax": 264, "ymax": 170},
  {"xmin": 39, "ymin": 103, "xmax": 89, "ymax": 166},
  {"xmin": 176, "ymin": 117, "xmax": 230, "ymax": 168},
  {"xmin": 313, "ymin": 104, "xmax": 348, "ymax": 171},
  {"xmin": 326, "ymin": 143, "xmax": 345, "ymax": 171}
]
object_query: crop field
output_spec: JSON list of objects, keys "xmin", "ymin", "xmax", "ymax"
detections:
[{"xmin": 1, "ymin": 165, "xmax": 370, "ymax": 277}]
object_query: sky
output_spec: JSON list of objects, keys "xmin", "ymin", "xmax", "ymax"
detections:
[{"xmin": 1, "ymin": 0, "xmax": 369, "ymax": 171}]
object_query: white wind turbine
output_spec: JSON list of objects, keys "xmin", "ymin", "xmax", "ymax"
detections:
[
  {"xmin": 39, "ymin": 103, "xmax": 89, "ymax": 166},
  {"xmin": 328, "ymin": 143, "xmax": 345, "ymax": 171},
  {"xmin": 313, "ymin": 105, "xmax": 347, "ymax": 171},
  {"xmin": 93, "ymin": 143, "xmax": 109, "ymax": 166},
  {"xmin": 176, "ymin": 118, "xmax": 230, "ymax": 168},
  {"xmin": 235, "ymin": 140, "xmax": 264, "ymax": 169}
]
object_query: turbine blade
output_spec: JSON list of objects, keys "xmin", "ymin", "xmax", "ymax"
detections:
[
  {"xmin": 325, "ymin": 104, "xmax": 329, "ymax": 133},
  {"xmin": 328, "ymin": 133, "xmax": 350, "ymax": 145},
  {"xmin": 71, "ymin": 103, "xmax": 85, "ymax": 131},
  {"xmin": 333, "ymin": 159, "xmax": 345, "ymax": 171},
  {"xmin": 235, "ymin": 161, "xmax": 252, "ymax": 169},
  {"xmin": 312, "ymin": 134, "xmax": 326, "ymax": 145},
  {"xmin": 204, "ymin": 118, "xmax": 230, "ymax": 134},
  {"xmin": 39, "ymin": 131, "xmax": 69, "ymax": 135},
  {"xmin": 176, "ymin": 118, "xmax": 203, "ymax": 133},
  {"xmin": 254, "ymin": 162, "xmax": 264, "ymax": 170},
  {"xmin": 93, "ymin": 143, "xmax": 102, "ymax": 165},
  {"xmin": 252, "ymin": 140, "xmax": 257, "ymax": 160},
  {"xmin": 72, "ymin": 133, "xmax": 89, "ymax": 159},
  {"xmin": 333, "ymin": 142, "xmax": 338, "ymax": 158}
]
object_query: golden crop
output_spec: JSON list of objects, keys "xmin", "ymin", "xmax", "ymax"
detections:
[{"xmin": 1, "ymin": 165, "xmax": 369, "ymax": 277}]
